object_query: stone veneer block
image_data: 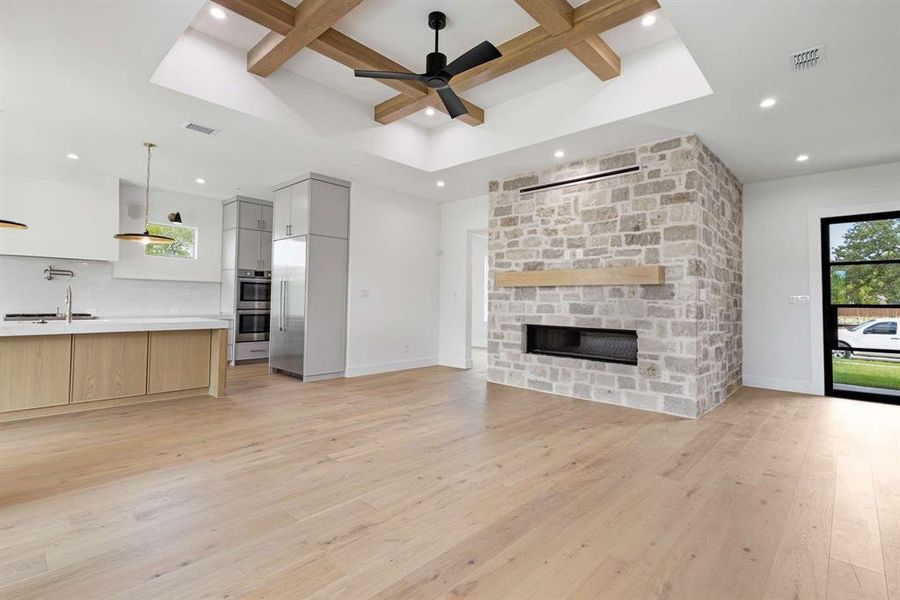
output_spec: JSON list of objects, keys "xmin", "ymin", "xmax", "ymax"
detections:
[{"xmin": 487, "ymin": 136, "xmax": 742, "ymax": 418}]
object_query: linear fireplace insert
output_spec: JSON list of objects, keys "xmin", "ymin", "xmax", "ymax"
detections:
[{"xmin": 524, "ymin": 324, "xmax": 638, "ymax": 365}]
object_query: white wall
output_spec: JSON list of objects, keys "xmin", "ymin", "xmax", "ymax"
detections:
[
  {"xmin": 345, "ymin": 183, "xmax": 441, "ymax": 377},
  {"xmin": 438, "ymin": 195, "xmax": 489, "ymax": 368},
  {"xmin": 0, "ymin": 159, "xmax": 119, "ymax": 261},
  {"xmin": 470, "ymin": 233, "xmax": 488, "ymax": 348},
  {"xmin": 0, "ymin": 255, "xmax": 221, "ymax": 317},
  {"xmin": 743, "ymin": 162, "xmax": 900, "ymax": 394},
  {"xmin": 112, "ymin": 182, "xmax": 223, "ymax": 282}
]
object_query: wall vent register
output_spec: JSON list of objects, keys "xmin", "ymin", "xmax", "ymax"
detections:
[
  {"xmin": 524, "ymin": 324, "xmax": 638, "ymax": 365},
  {"xmin": 181, "ymin": 121, "xmax": 219, "ymax": 135},
  {"xmin": 791, "ymin": 45, "xmax": 825, "ymax": 71}
]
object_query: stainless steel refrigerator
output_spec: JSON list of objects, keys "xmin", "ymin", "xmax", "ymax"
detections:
[{"xmin": 269, "ymin": 234, "xmax": 348, "ymax": 380}]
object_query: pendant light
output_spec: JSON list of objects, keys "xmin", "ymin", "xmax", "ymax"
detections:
[
  {"xmin": 0, "ymin": 219, "xmax": 27, "ymax": 229},
  {"xmin": 114, "ymin": 142, "xmax": 174, "ymax": 245}
]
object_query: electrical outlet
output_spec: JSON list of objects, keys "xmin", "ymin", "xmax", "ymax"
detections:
[
  {"xmin": 360, "ymin": 289, "xmax": 370, "ymax": 298},
  {"xmin": 403, "ymin": 344, "xmax": 409, "ymax": 354},
  {"xmin": 789, "ymin": 295, "xmax": 810, "ymax": 305}
]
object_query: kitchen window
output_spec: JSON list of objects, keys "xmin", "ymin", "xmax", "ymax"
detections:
[{"xmin": 145, "ymin": 222, "xmax": 198, "ymax": 259}]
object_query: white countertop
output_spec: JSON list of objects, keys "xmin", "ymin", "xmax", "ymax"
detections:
[{"xmin": 0, "ymin": 317, "xmax": 230, "ymax": 337}]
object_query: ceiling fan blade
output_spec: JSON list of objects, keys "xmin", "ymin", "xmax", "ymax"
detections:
[
  {"xmin": 354, "ymin": 70, "xmax": 424, "ymax": 81},
  {"xmin": 436, "ymin": 86, "xmax": 468, "ymax": 119},
  {"xmin": 444, "ymin": 41, "xmax": 501, "ymax": 78}
]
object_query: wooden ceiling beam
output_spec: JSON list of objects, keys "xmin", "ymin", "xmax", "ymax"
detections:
[
  {"xmin": 309, "ymin": 29, "xmax": 427, "ymax": 99},
  {"xmin": 373, "ymin": 0, "xmax": 657, "ymax": 125},
  {"xmin": 247, "ymin": 0, "xmax": 365, "ymax": 77},
  {"xmin": 516, "ymin": 0, "xmax": 620, "ymax": 79},
  {"xmin": 514, "ymin": 0, "xmax": 574, "ymax": 35},
  {"xmin": 212, "ymin": 0, "xmax": 294, "ymax": 35},
  {"xmin": 227, "ymin": 0, "xmax": 485, "ymax": 125},
  {"xmin": 568, "ymin": 35, "xmax": 621, "ymax": 80}
]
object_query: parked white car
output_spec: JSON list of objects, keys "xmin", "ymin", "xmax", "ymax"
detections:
[{"xmin": 836, "ymin": 318, "xmax": 900, "ymax": 357}]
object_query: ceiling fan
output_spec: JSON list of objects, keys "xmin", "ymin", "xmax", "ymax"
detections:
[{"xmin": 354, "ymin": 11, "xmax": 501, "ymax": 119}]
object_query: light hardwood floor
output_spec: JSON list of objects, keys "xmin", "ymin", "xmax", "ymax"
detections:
[{"xmin": 1, "ymin": 360, "xmax": 898, "ymax": 599}]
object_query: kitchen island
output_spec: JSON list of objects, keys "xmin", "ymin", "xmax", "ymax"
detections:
[{"xmin": 0, "ymin": 317, "xmax": 229, "ymax": 421}]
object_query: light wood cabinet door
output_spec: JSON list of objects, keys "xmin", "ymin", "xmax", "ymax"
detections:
[
  {"xmin": 72, "ymin": 332, "xmax": 148, "ymax": 403},
  {"xmin": 148, "ymin": 330, "xmax": 211, "ymax": 393},
  {"xmin": 0, "ymin": 335, "xmax": 72, "ymax": 412}
]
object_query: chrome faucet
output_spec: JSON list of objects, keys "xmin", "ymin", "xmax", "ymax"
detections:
[{"xmin": 64, "ymin": 285, "xmax": 73, "ymax": 323}]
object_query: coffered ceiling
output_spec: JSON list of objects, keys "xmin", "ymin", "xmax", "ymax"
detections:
[{"xmin": 1, "ymin": 0, "xmax": 897, "ymax": 203}]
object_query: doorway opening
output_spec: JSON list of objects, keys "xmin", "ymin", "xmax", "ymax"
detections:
[
  {"xmin": 821, "ymin": 210, "xmax": 900, "ymax": 404},
  {"xmin": 469, "ymin": 230, "xmax": 488, "ymax": 371}
]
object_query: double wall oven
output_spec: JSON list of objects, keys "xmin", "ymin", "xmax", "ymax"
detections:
[{"xmin": 236, "ymin": 270, "xmax": 271, "ymax": 343}]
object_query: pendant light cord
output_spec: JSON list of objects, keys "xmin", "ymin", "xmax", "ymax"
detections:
[{"xmin": 143, "ymin": 142, "xmax": 155, "ymax": 230}]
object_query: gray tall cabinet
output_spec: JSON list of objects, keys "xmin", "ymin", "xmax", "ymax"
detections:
[
  {"xmin": 269, "ymin": 174, "xmax": 349, "ymax": 381},
  {"xmin": 221, "ymin": 195, "xmax": 273, "ymax": 364}
]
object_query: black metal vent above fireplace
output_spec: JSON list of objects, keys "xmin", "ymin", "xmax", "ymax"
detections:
[{"xmin": 524, "ymin": 324, "xmax": 638, "ymax": 365}]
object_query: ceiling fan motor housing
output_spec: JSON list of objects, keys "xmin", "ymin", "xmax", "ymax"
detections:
[{"xmin": 426, "ymin": 52, "xmax": 449, "ymax": 87}]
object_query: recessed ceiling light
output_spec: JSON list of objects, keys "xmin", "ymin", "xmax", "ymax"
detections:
[
  {"xmin": 436, "ymin": 180, "xmax": 445, "ymax": 188},
  {"xmin": 759, "ymin": 97, "xmax": 777, "ymax": 108},
  {"xmin": 554, "ymin": 150, "xmax": 565, "ymax": 158},
  {"xmin": 66, "ymin": 153, "xmax": 80, "ymax": 160},
  {"xmin": 195, "ymin": 177, "xmax": 206, "ymax": 184},
  {"xmin": 641, "ymin": 13, "xmax": 657, "ymax": 27},
  {"xmin": 425, "ymin": 107, "xmax": 436, "ymax": 116},
  {"xmin": 795, "ymin": 154, "xmax": 809, "ymax": 162},
  {"xmin": 209, "ymin": 6, "xmax": 226, "ymax": 19}
]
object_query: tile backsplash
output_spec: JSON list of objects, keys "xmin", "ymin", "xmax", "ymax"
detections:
[{"xmin": 0, "ymin": 255, "xmax": 221, "ymax": 317}]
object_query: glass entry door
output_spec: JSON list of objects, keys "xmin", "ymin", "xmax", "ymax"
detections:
[{"xmin": 822, "ymin": 210, "xmax": 900, "ymax": 403}]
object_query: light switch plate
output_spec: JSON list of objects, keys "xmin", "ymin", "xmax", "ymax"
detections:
[{"xmin": 789, "ymin": 295, "xmax": 810, "ymax": 305}]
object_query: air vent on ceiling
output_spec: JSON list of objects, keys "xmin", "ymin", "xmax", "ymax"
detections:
[
  {"xmin": 181, "ymin": 121, "xmax": 219, "ymax": 135},
  {"xmin": 518, "ymin": 165, "xmax": 641, "ymax": 195},
  {"xmin": 791, "ymin": 45, "xmax": 825, "ymax": 71}
]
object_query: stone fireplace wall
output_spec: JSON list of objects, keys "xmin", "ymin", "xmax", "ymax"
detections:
[{"xmin": 486, "ymin": 136, "xmax": 742, "ymax": 418}]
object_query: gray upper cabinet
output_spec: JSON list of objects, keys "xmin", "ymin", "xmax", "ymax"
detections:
[
  {"xmin": 223, "ymin": 195, "xmax": 273, "ymax": 271},
  {"xmin": 309, "ymin": 180, "xmax": 349, "ymax": 239},
  {"xmin": 223, "ymin": 201, "xmax": 238, "ymax": 230},
  {"xmin": 238, "ymin": 201, "xmax": 273, "ymax": 232},
  {"xmin": 272, "ymin": 187, "xmax": 292, "ymax": 241},
  {"xmin": 259, "ymin": 205, "xmax": 273, "ymax": 232},
  {"xmin": 272, "ymin": 174, "xmax": 350, "ymax": 241},
  {"xmin": 237, "ymin": 229, "xmax": 273, "ymax": 271},
  {"xmin": 259, "ymin": 230, "xmax": 272, "ymax": 271}
]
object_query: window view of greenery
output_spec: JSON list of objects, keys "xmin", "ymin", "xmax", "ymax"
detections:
[
  {"xmin": 832, "ymin": 356, "xmax": 900, "ymax": 391},
  {"xmin": 829, "ymin": 217, "xmax": 900, "ymax": 304},
  {"xmin": 144, "ymin": 223, "xmax": 197, "ymax": 259}
]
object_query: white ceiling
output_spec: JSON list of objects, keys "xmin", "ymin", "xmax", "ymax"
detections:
[
  {"xmin": 189, "ymin": 1, "xmax": 679, "ymax": 129},
  {"xmin": 1, "ymin": 0, "xmax": 898, "ymax": 205}
]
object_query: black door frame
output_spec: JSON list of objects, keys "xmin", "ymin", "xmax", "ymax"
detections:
[{"xmin": 820, "ymin": 209, "xmax": 900, "ymax": 404}]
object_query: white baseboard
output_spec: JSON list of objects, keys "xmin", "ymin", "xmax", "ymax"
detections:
[
  {"xmin": 742, "ymin": 375, "xmax": 817, "ymax": 395},
  {"xmin": 438, "ymin": 356, "xmax": 473, "ymax": 369},
  {"xmin": 345, "ymin": 356, "xmax": 438, "ymax": 378}
]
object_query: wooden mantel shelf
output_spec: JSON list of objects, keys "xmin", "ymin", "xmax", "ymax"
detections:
[{"xmin": 495, "ymin": 265, "xmax": 665, "ymax": 287}]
